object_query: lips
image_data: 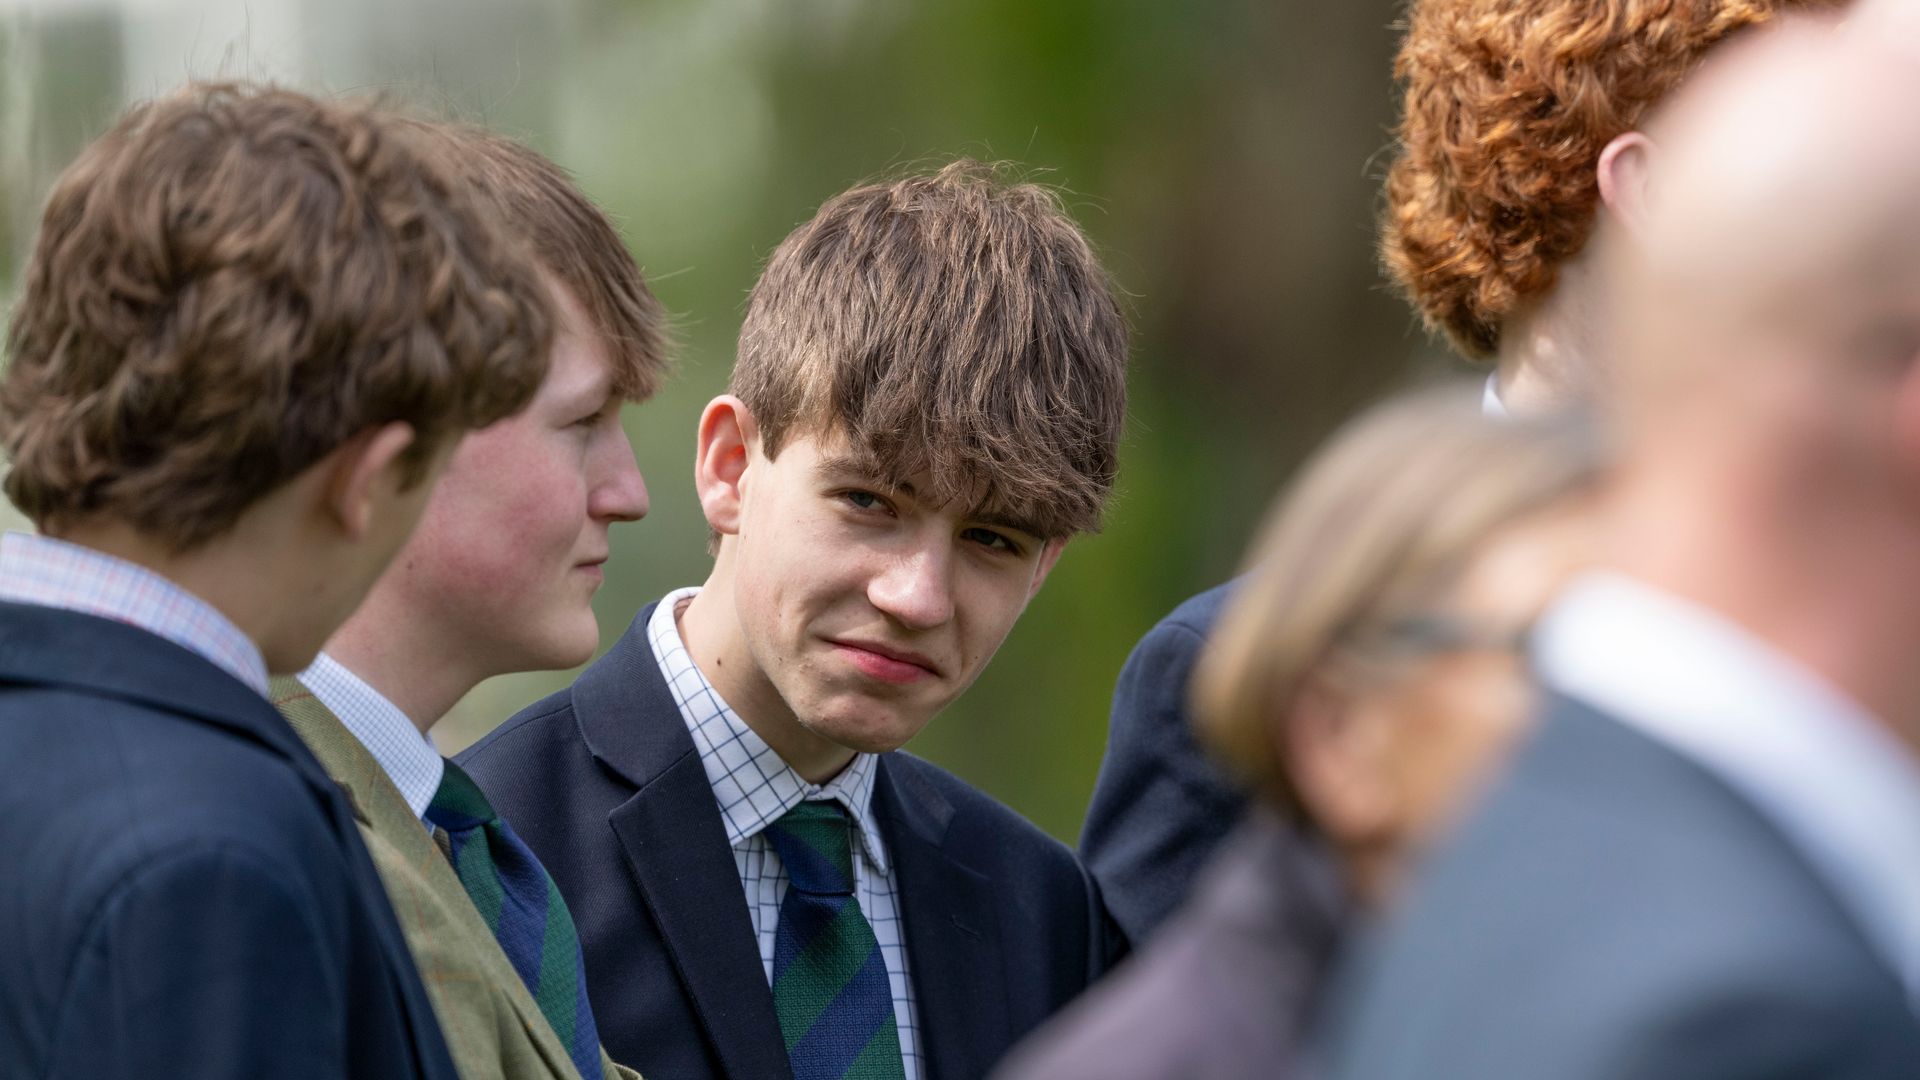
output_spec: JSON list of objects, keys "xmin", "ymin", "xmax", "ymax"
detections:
[{"xmin": 828, "ymin": 638, "xmax": 941, "ymax": 684}]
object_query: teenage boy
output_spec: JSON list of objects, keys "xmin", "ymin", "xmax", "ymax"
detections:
[
  {"xmin": 1078, "ymin": 0, "xmax": 1841, "ymax": 952},
  {"xmin": 459, "ymin": 161, "xmax": 1130, "ymax": 1080},
  {"xmin": 269, "ymin": 121, "xmax": 668, "ymax": 1080},
  {"xmin": 0, "ymin": 83, "xmax": 553, "ymax": 1079}
]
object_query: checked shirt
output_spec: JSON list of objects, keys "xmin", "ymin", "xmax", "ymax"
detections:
[{"xmin": 646, "ymin": 589, "xmax": 923, "ymax": 1080}]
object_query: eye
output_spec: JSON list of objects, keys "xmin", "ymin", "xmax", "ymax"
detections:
[
  {"xmin": 840, "ymin": 489, "xmax": 888, "ymax": 513},
  {"xmin": 961, "ymin": 527, "xmax": 1022, "ymax": 556}
]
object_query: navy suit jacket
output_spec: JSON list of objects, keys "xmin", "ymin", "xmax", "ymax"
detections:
[
  {"xmin": 1079, "ymin": 583, "xmax": 1253, "ymax": 946},
  {"xmin": 1325, "ymin": 694, "xmax": 1920, "ymax": 1079},
  {"xmin": 0, "ymin": 601, "xmax": 457, "ymax": 1080},
  {"xmin": 458, "ymin": 602, "xmax": 1109, "ymax": 1080}
]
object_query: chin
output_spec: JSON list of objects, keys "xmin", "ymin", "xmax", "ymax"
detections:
[
  {"xmin": 513, "ymin": 621, "xmax": 600, "ymax": 673},
  {"xmin": 800, "ymin": 703, "xmax": 931, "ymax": 757}
]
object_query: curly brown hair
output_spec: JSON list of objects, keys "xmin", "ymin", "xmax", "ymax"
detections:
[
  {"xmin": 1, "ymin": 83, "xmax": 553, "ymax": 549},
  {"xmin": 1382, "ymin": 0, "xmax": 1843, "ymax": 359},
  {"xmin": 732, "ymin": 160, "xmax": 1129, "ymax": 539}
]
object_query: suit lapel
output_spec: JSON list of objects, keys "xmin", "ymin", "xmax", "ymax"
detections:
[
  {"xmin": 573, "ymin": 605, "xmax": 795, "ymax": 1080},
  {"xmin": 875, "ymin": 757, "xmax": 1011, "ymax": 1080},
  {"xmin": 273, "ymin": 679, "xmax": 586, "ymax": 1080}
]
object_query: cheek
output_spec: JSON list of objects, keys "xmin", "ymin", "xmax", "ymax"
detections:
[
  {"xmin": 410, "ymin": 435, "xmax": 586, "ymax": 591},
  {"xmin": 950, "ymin": 574, "xmax": 1037, "ymax": 675}
]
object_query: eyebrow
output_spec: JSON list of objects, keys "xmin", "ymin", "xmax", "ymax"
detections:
[{"xmin": 813, "ymin": 454, "xmax": 1046, "ymax": 539}]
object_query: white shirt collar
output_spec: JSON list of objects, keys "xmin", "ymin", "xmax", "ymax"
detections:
[
  {"xmin": 0, "ymin": 531, "xmax": 267, "ymax": 695},
  {"xmin": 1482, "ymin": 374, "xmax": 1510, "ymax": 418},
  {"xmin": 1535, "ymin": 571, "xmax": 1920, "ymax": 1008},
  {"xmin": 646, "ymin": 587, "xmax": 890, "ymax": 875},
  {"xmin": 296, "ymin": 651, "xmax": 445, "ymax": 823}
]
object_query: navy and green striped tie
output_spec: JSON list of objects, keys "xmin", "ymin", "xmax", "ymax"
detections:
[
  {"xmin": 426, "ymin": 760, "xmax": 604, "ymax": 1080},
  {"xmin": 764, "ymin": 800, "xmax": 907, "ymax": 1080}
]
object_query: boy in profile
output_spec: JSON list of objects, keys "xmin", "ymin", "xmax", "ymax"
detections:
[
  {"xmin": 274, "ymin": 120, "xmax": 668, "ymax": 1080},
  {"xmin": 460, "ymin": 161, "xmax": 1129, "ymax": 1080},
  {"xmin": 0, "ymin": 83, "xmax": 553, "ymax": 1078}
]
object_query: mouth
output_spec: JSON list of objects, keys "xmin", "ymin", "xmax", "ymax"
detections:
[
  {"xmin": 827, "ymin": 638, "xmax": 942, "ymax": 684},
  {"xmin": 574, "ymin": 558, "xmax": 607, "ymax": 583}
]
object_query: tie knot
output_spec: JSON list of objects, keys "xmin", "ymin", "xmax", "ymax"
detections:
[
  {"xmin": 765, "ymin": 799, "xmax": 857, "ymax": 896},
  {"xmin": 424, "ymin": 758, "xmax": 498, "ymax": 834}
]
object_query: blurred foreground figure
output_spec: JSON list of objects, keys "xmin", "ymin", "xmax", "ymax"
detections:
[
  {"xmin": 0, "ymin": 84, "xmax": 554, "ymax": 1078},
  {"xmin": 997, "ymin": 387, "xmax": 1604, "ymax": 1080},
  {"xmin": 1079, "ymin": 0, "xmax": 1833, "ymax": 953},
  {"xmin": 1326, "ymin": 18, "xmax": 1920, "ymax": 1079},
  {"xmin": 272, "ymin": 122, "xmax": 669, "ymax": 1080}
]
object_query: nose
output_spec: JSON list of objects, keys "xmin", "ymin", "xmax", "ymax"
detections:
[
  {"xmin": 591, "ymin": 424, "xmax": 649, "ymax": 523},
  {"xmin": 867, "ymin": 542, "xmax": 955, "ymax": 632}
]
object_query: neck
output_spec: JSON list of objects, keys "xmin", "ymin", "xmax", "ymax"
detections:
[
  {"xmin": 1492, "ymin": 255, "xmax": 1606, "ymax": 415},
  {"xmin": 678, "ymin": 555, "xmax": 858, "ymax": 784},
  {"xmin": 52, "ymin": 512, "xmax": 332, "ymax": 675},
  {"xmin": 324, "ymin": 593, "xmax": 488, "ymax": 734},
  {"xmin": 1608, "ymin": 457, "xmax": 1920, "ymax": 757}
]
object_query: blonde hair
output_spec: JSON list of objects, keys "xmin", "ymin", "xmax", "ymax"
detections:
[{"xmin": 1193, "ymin": 384, "xmax": 1607, "ymax": 816}]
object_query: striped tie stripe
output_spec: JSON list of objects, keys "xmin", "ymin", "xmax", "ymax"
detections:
[
  {"xmin": 428, "ymin": 761, "xmax": 605, "ymax": 1080},
  {"xmin": 765, "ymin": 801, "xmax": 907, "ymax": 1080}
]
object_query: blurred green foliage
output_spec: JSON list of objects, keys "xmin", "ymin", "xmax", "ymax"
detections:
[{"xmin": 0, "ymin": 0, "xmax": 1453, "ymax": 841}]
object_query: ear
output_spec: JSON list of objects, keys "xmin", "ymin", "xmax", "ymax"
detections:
[
  {"xmin": 1597, "ymin": 130, "xmax": 1658, "ymax": 240},
  {"xmin": 1027, "ymin": 538, "xmax": 1069, "ymax": 601},
  {"xmin": 323, "ymin": 422, "xmax": 420, "ymax": 541},
  {"xmin": 695, "ymin": 395, "xmax": 758, "ymax": 538},
  {"xmin": 1280, "ymin": 673, "xmax": 1401, "ymax": 854}
]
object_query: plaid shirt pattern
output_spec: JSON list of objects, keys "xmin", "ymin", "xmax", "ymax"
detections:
[
  {"xmin": 0, "ymin": 531, "xmax": 267, "ymax": 696},
  {"xmin": 647, "ymin": 589, "xmax": 922, "ymax": 1080},
  {"xmin": 298, "ymin": 651, "xmax": 445, "ymax": 823}
]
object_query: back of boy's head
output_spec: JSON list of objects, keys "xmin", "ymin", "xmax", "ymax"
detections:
[
  {"xmin": 395, "ymin": 120, "xmax": 670, "ymax": 401},
  {"xmin": 0, "ymin": 82, "xmax": 553, "ymax": 550},
  {"xmin": 731, "ymin": 160, "xmax": 1129, "ymax": 539},
  {"xmin": 1382, "ymin": 0, "xmax": 1845, "ymax": 360}
]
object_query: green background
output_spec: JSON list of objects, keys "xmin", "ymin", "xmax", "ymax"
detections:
[{"xmin": 0, "ymin": 0, "xmax": 1455, "ymax": 841}]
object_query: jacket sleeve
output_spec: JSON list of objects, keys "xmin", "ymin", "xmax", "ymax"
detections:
[
  {"xmin": 45, "ymin": 843, "xmax": 349, "ymax": 1080},
  {"xmin": 1078, "ymin": 619, "xmax": 1249, "ymax": 949}
]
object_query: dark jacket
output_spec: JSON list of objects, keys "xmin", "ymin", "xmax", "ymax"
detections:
[
  {"xmin": 0, "ymin": 601, "xmax": 457, "ymax": 1080},
  {"xmin": 997, "ymin": 811, "xmax": 1347, "ymax": 1080},
  {"xmin": 1324, "ymin": 694, "xmax": 1920, "ymax": 1079},
  {"xmin": 457, "ymin": 601, "xmax": 1109, "ymax": 1080},
  {"xmin": 1079, "ymin": 583, "xmax": 1252, "ymax": 946}
]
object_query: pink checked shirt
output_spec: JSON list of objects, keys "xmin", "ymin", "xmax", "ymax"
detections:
[{"xmin": 0, "ymin": 532, "xmax": 268, "ymax": 696}]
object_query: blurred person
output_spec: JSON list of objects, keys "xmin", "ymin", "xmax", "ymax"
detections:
[
  {"xmin": 1077, "ymin": 0, "xmax": 1839, "ymax": 953},
  {"xmin": 0, "ymin": 83, "xmax": 554, "ymax": 1080},
  {"xmin": 456, "ymin": 161, "xmax": 1128, "ymax": 1080},
  {"xmin": 270, "ymin": 121, "xmax": 668, "ymax": 1080},
  {"xmin": 996, "ymin": 386, "xmax": 1605, "ymax": 1080},
  {"xmin": 1384, "ymin": 0, "xmax": 1845, "ymax": 412},
  {"xmin": 1326, "ymin": 18, "xmax": 1920, "ymax": 1079}
]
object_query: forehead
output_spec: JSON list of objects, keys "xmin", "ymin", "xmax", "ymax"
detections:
[{"xmin": 539, "ymin": 283, "xmax": 616, "ymax": 403}]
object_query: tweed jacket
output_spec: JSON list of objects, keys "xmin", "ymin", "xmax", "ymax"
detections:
[{"xmin": 272, "ymin": 678, "xmax": 639, "ymax": 1080}]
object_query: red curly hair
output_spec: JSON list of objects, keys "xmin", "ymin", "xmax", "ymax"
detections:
[{"xmin": 1383, "ymin": 0, "xmax": 1844, "ymax": 359}]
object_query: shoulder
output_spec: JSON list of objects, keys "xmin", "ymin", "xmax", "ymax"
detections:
[
  {"xmin": 882, "ymin": 751, "xmax": 1084, "ymax": 885},
  {"xmin": 1325, "ymin": 695, "xmax": 1920, "ymax": 1078},
  {"xmin": 1154, "ymin": 581, "xmax": 1238, "ymax": 642},
  {"xmin": 1122, "ymin": 582, "xmax": 1237, "ymax": 673},
  {"xmin": 460, "ymin": 684, "xmax": 578, "ymax": 767}
]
